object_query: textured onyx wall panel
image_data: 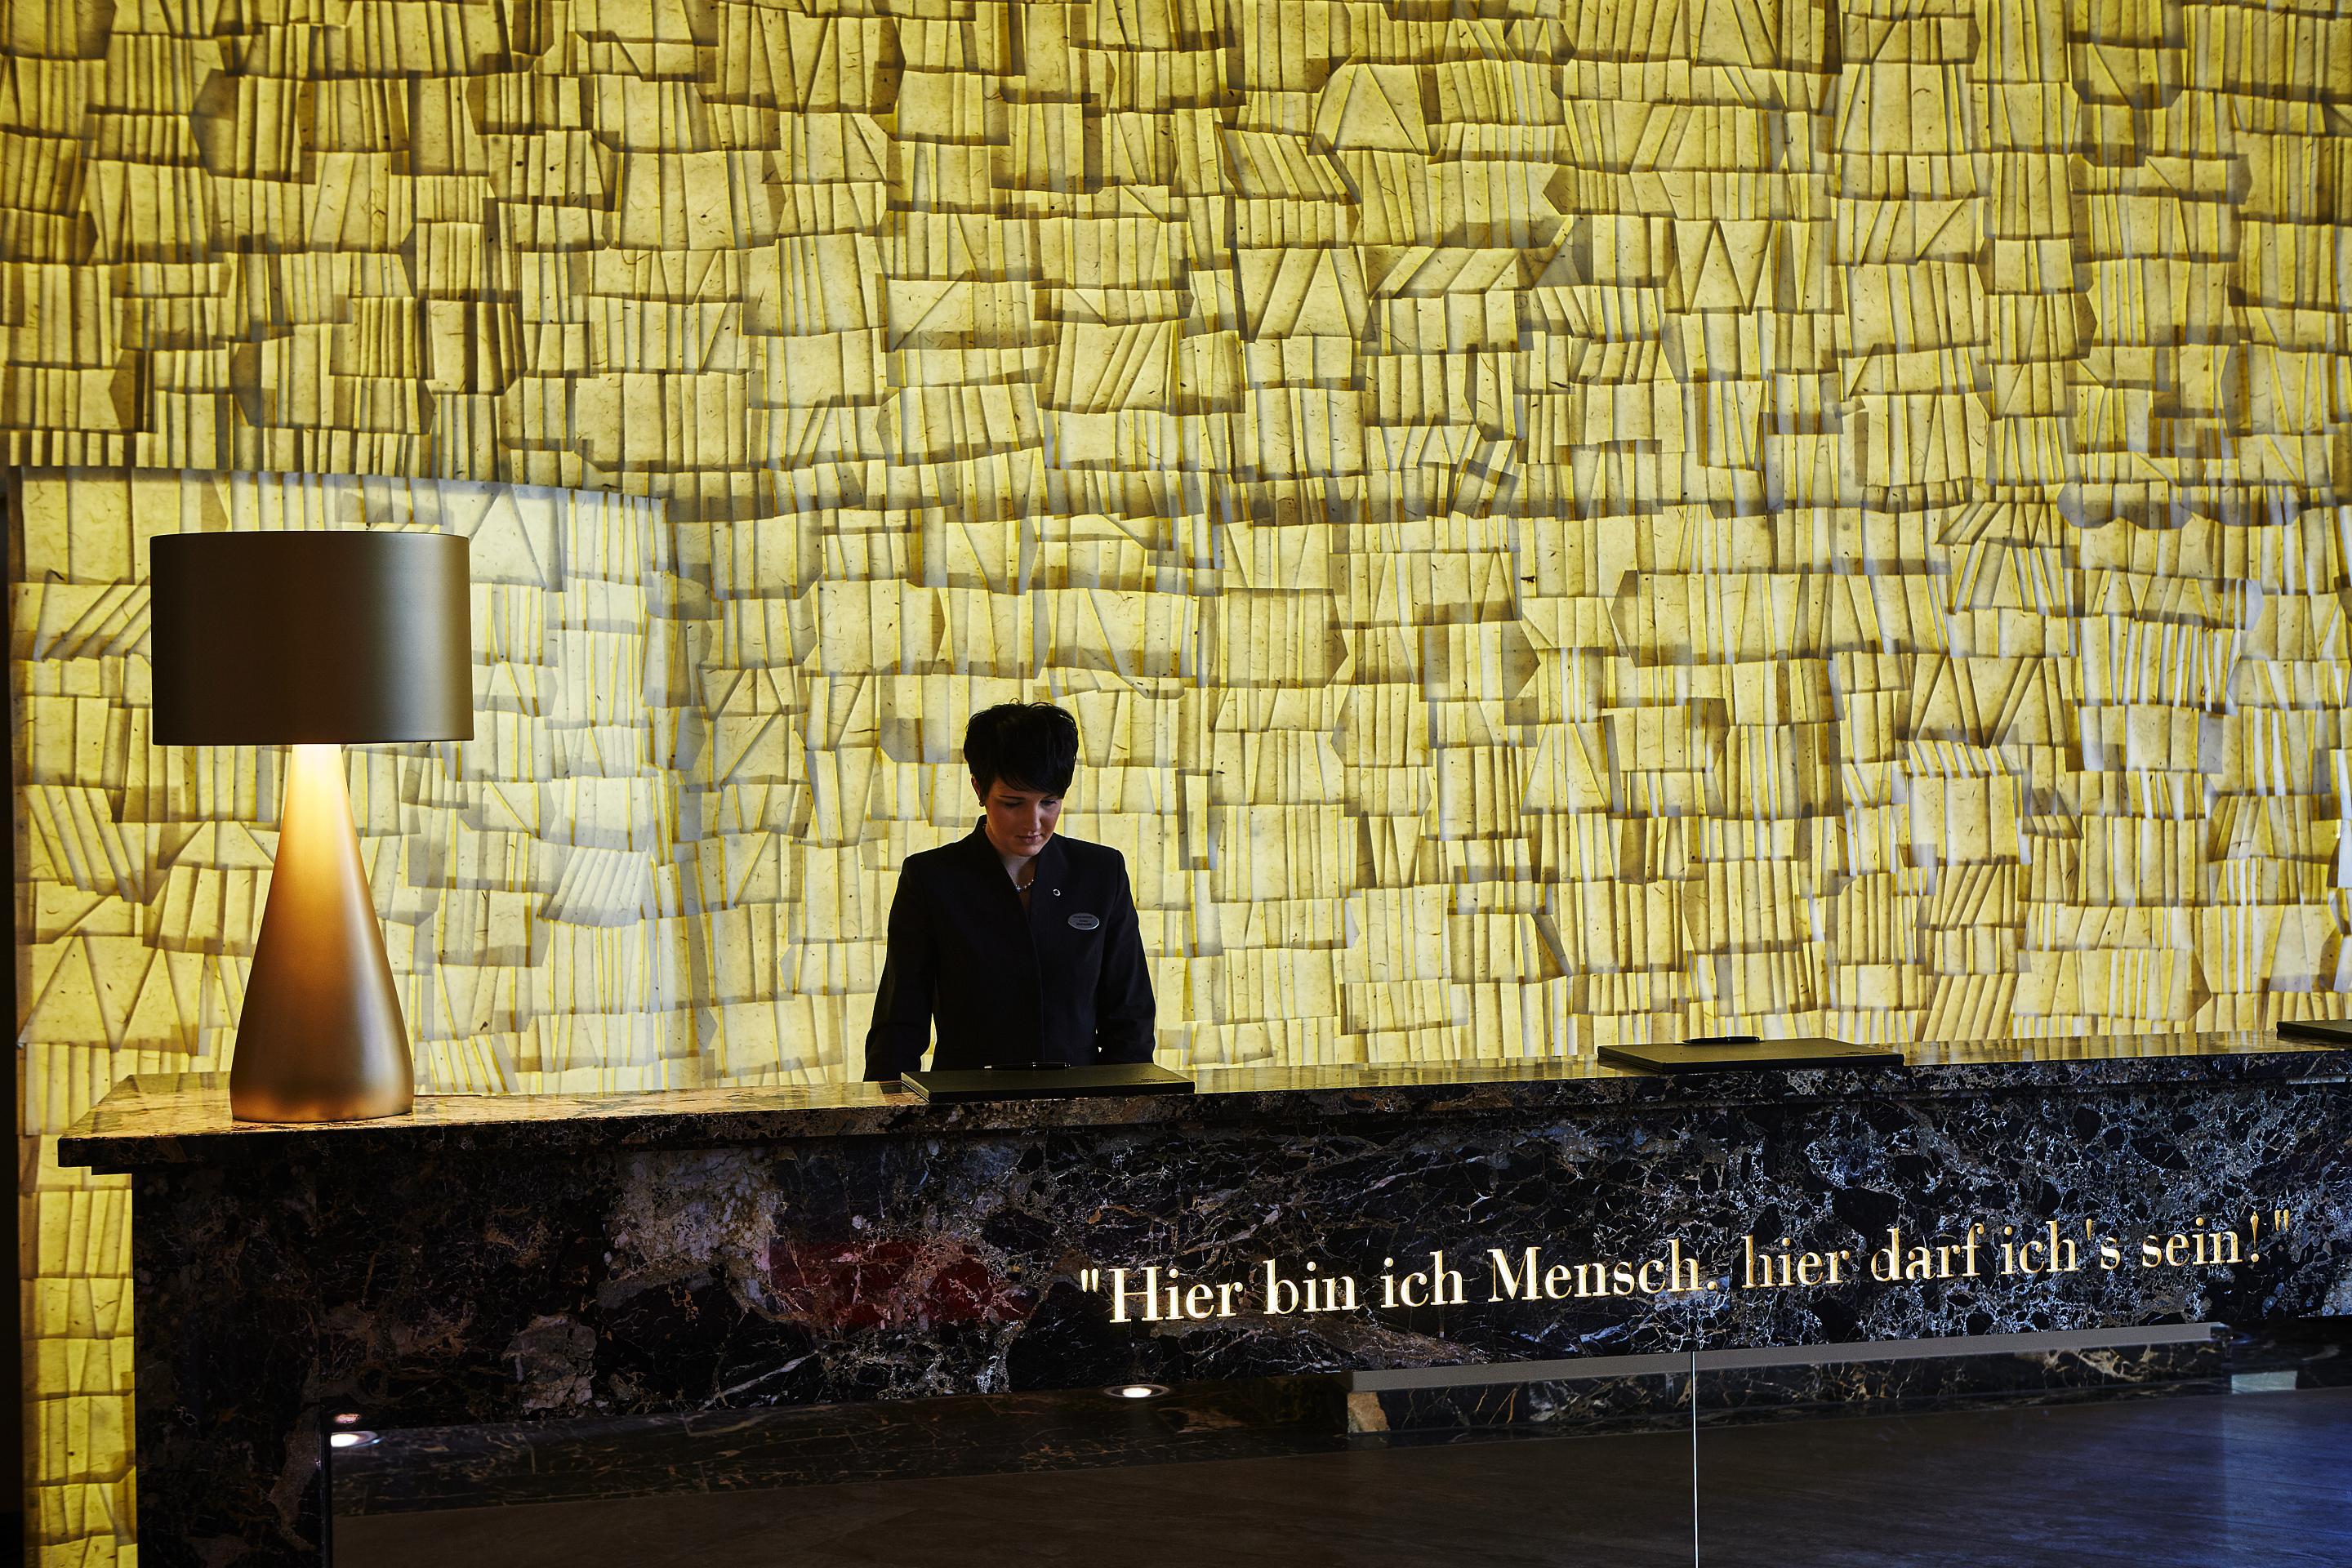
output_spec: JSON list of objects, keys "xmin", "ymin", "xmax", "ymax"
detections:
[{"xmin": 7, "ymin": 0, "xmax": 2352, "ymax": 1559}]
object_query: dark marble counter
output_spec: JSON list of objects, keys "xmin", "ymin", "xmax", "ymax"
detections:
[
  {"xmin": 69, "ymin": 1029, "xmax": 2352, "ymax": 1566},
  {"xmin": 59, "ymin": 1029, "xmax": 2352, "ymax": 1171}
]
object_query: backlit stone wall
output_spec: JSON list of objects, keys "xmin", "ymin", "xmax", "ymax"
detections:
[{"xmin": 8, "ymin": 0, "xmax": 2352, "ymax": 1557}]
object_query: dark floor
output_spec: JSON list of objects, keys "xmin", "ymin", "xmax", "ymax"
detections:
[{"xmin": 339, "ymin": 1386, "xmax": 2352, "ymax": 1567}]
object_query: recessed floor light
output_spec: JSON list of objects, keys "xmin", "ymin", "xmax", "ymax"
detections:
[{"xmin": 1107, "ymin": 1383, "xmax": 1169, "ymax": 1400}]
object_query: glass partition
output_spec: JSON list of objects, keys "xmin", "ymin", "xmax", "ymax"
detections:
[
  {"xmin": 1692, "ymin": 1325, "xmax": 2352, "ymax": 1565},
  {"xmin": 327, "ymin": 1364, "xmax": 1704, "ymax": 1566}
]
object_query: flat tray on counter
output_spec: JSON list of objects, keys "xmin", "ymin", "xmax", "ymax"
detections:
[
  {"xmin": 1597, "ymin": 1036, "xmax": 1904, "ymax": 1074},
  {"xmin": 900, "ymin": 1063, "xmax": 1196, "ymax": 1102}
]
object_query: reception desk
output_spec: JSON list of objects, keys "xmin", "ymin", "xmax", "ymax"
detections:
[{"xmin": 60, "ymin": 1032, "xmax": 2352, "ymax": 1566}]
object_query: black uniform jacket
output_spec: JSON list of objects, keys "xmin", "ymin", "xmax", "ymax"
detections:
[{"xmin": 862, "ymin": 823, "xmax": 1156, "ymax": 1081}]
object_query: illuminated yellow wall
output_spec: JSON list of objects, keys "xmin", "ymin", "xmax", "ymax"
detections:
[{"xmin": 8, "ymin": 0, "xmax": 2352, "ymax": 1557}]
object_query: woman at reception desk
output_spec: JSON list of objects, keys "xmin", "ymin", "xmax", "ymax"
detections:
[{"xmin": 862, "ymin": 701, "xmax": 1156, "ymax": 1080}]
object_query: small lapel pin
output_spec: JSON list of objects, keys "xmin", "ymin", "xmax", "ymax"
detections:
[{"xmin": 1069, "ymin": 912, "xmax": 1099, "ymax": 930}]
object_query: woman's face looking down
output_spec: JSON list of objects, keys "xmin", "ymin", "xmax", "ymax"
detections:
[{"xmin": 976, "ymin": 777, "xmax": 1062, "ymax": 861}]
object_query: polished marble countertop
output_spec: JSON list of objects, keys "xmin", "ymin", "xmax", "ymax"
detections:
[{"xmin": 57, "ymin": 1029, "xmax": 2352, "ymax": 1172}]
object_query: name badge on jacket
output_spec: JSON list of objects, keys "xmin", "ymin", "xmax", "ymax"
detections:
[{"xmin": 1069, "ymin": 912, "xmax": 1100, "ymax": 930}]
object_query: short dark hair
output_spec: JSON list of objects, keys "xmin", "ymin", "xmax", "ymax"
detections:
[{"xmin": 964, "ymin": 702, "xmax": 1079, "ymax": 797}]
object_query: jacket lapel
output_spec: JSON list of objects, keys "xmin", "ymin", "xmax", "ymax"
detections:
[{"xmin": 1030, "ymin": 833, "xmax": 1068, "ymax": 906}]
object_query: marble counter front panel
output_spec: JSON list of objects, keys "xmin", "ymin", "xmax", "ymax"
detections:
[{"xmin": 60, "ymin": 1033, "xmax": 2352, "ymax": 1565}]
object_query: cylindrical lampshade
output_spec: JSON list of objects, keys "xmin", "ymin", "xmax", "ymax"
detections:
[{"xmin": 149, "ymin": 531, "xmax": 474, "ymax": 745}]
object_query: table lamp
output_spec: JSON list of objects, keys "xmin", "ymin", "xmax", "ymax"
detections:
[{"xmin": 148, "ymin": 531, "xmax": 472, "ymax": 1122}]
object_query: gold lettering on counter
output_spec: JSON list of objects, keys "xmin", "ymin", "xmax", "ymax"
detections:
[{"xmin": 1074, "ymin": 1207, "xmax": 2299, "ymax": 1322}]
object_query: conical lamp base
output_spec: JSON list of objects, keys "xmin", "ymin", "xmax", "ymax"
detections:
[{"xmin": 229, "ymin": 743, "xmax": 414, "ymax": 1123}]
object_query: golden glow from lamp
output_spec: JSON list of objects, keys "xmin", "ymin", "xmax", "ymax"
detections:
[{"xmin": 148, "ymin": 531, "xmax": 474, "ymax": 1123}]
